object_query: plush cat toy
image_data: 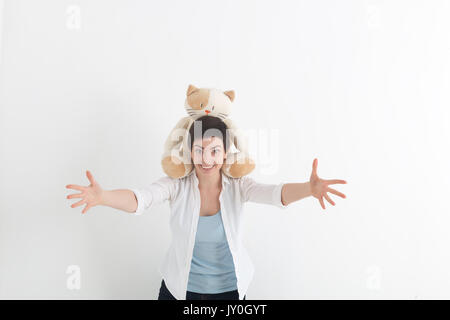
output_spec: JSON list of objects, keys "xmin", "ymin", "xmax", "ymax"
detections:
[{"xmin": 161, "ymin": 84, "xmax": 255, "ymax": 179}]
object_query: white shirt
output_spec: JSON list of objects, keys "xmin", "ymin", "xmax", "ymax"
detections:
[{"xmin": 130, "ymin": 169, "xmax": 289, "ymax": 300}]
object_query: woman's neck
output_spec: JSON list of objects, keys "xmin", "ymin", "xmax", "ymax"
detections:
[{"xmin": 195, "ymin": 169, "xmax": 222, "ymax": 190}]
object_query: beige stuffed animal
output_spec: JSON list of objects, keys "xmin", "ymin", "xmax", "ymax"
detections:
[{"xmin": 161, "ymin": 84, "xmax": 255, "ymax": 179}]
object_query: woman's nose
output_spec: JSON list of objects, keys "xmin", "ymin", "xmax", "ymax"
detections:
[
  {"xmin": 202, "ymin": 158, "xmax": 213, "ymax": 166},
  {"xmin": 202, "ymin": 153, "xmax": 214, "ymax": 164}
]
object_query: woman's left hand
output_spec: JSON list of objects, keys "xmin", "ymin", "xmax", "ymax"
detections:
[{"xmin": 310, "ymin": 158, "xmax": 347, "ymax": 210}]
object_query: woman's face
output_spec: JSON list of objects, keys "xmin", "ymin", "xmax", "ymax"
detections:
[{"xmin": 191, "ymin": 136, "xmax": 227, "ymax": 176}]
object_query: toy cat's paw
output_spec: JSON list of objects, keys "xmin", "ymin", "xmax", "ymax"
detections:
[
  {"xmin": 222, "ymin": 157, "xmax": 255, "ymax": 178},
  {"xmin": 162, "ymin": 156, "xmax": 192, "ymax": 179}
]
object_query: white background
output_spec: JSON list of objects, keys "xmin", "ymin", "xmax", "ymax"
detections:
[{"xmin": 0, "ymin": 0, "xmax": 449, "ymax": 299}]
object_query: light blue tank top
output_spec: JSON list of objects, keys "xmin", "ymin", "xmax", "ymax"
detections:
[{"xmin": 187, "ymin": 209, "xmax": 238, "ymax": 293}]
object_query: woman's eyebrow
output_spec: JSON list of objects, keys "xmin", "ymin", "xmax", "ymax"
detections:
[{"xmin": 194, "ymin": 145, "xmax": 222, "ymax": 149}]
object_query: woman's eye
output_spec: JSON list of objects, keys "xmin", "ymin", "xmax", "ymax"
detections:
[{"xmin": 195, "ymin": 149, "xmax": 202, "ymax": 154}]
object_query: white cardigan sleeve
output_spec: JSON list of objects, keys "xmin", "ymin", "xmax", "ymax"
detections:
[
  {"xmin": 130, "ymin": 176, "xmax": 179, "ymax": 215},
  {"xmin": 239, "ymin": 175, "xmax": 288, "ymax": 209}
]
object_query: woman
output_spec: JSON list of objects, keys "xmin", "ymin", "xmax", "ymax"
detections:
[{"xmin": 65, "ymin": 116, "xmax": 347, "ymax": 300}]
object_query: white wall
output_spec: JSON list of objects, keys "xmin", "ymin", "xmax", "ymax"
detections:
[
  {"xmin": 0, "ymin": 0, "xmax": 4, "ymax": 66},
  {"xmin": 0, "ymin": 0, "xmax": 449, "ymax": 299}
]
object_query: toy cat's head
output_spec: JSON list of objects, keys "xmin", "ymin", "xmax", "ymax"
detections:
[{"xmin": 184, "ymin": 84, "xmax": 235, "ymax": 121}]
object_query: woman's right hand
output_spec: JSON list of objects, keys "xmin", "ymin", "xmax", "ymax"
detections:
[{"xmin": 66, "ymin": 170, "xmax": 104, "ymax": 214}]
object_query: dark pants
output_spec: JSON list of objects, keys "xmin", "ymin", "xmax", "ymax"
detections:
[{"xmin": 158, "ymin": 279, "xmax": 246, "ymax": 300}]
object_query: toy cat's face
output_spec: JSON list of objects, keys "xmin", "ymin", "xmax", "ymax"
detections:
[{"xmin": 184, "ymin": 84, "xmax": 235, "ymax": 120}]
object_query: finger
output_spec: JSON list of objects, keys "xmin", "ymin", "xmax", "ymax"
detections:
[
  {"xmin": 67, "ymin": 192, "xmax": 84, "ymax": 199},
  {"xmin": 312, "ymin": 158, "xmax": 318, "ymax": 176},
  {"xmin": 71, "ymin": 199, "xmax": 86, "ymax": 208},
  {"xmin": 319, "ymin": 196, "xmax": 326, "ymax": 210},
  {"xmin": 86, "ymin": 170, "xmax": 96, "ymax": 185},
  {"xmin": 327, "ymin": 187, "xmax": 346, "ymax": 199},
  {"xmin": 82, "ymin": 203, "xmax": 93, "ymax": 214},
  {"xmin": 325, "ymin": 179, "xmax": 347, "ymax": 185},
  {"xmin": 66, "ymin": 184, "xmax": 85, "ymax": 191},
  {"xmin": 324, "ymin": 192, "xmax": 335, "ymax": 206}
]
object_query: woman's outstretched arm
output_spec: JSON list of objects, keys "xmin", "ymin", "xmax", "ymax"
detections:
[
  {"xmin": 66, "ymin": 170, "xmax": 178, "ymax": 214},
  {"xmin": 66, "ymin": 170, "xmax": 139, "ymax": 214},
  {"xmin": 101, "ymin": 189, "xmax": 138, "ymax": 213},
  {"xmin": 281, "ymin": 158, "xmax": 347, "ymax": 209},
  {"xmin": 281, "ymin": 182, "xmax": 312, "ymax": 206}
]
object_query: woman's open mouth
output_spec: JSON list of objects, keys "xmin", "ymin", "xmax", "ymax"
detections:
[{"xmin": 200, "ymin": 164, "xmax": 216, "ymax": 172}]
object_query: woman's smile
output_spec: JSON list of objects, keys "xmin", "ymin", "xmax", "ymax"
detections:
[{"xmin": 199, "ymin": 164, "xmax": 217, "ymax": 172}]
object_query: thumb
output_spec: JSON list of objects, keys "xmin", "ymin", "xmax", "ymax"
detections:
[
  {"xmin": 312, "ymin": 158, "xmax": 318, "ymax": 175},
  {"xmin": 86, "ymin": 170, "xmax": 96, "ymax": 185}
]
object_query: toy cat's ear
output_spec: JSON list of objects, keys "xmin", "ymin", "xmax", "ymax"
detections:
[
  {"xmin": 223, "ymin": 90, "xmax": 235, "ymax": 102},
  {"xmin": 187, "ymin": 84, "xmax": 199, "ymax": 96}
]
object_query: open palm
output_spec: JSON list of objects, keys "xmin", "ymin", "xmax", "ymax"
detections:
[
  {"xmin": 66, "ymin": 170, "xmax": 104, "ymax": 214},
  {"xmin": 310, "ymin": 158, "xmax": 347, "ymax": 210}
]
